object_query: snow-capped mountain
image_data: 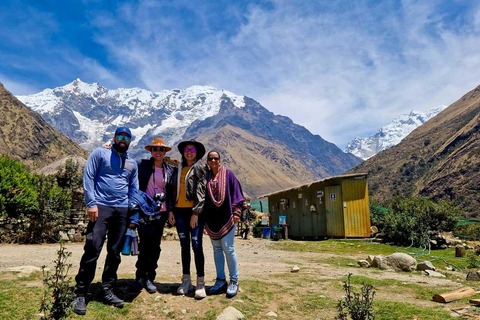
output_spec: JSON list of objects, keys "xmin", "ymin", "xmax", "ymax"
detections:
[
  {"xmin": 344, "ymin": 106, "xmax": 447, "ymax": 160},
  {"xmin": 18, "ymin": 79, "xmax": 245, "ymax": 153},
  {"xmin": 17, "ymin": 79, "xmax": 362, "ymax": 198}
]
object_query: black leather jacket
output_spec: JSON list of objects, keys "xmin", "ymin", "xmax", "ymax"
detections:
[{"xmin": 167, "ymin": 160, "xmax": 207, "ymax": 215}]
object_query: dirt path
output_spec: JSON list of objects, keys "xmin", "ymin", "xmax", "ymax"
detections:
[{"xmin": 0, "ymin": 236, "xmax": 467, "ymax": 319}]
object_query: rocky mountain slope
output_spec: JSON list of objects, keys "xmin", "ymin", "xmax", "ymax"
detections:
[
  {"xmin": 348, "ymin": 84, "xmax": 480, "ymax": 216},
  {"xmin": 345, "ymin": 106, "xmax": 446, "ymax": 160},
  {"xmin": 0, "ymin": 82, "xmax": 88, "ymax": 170},
  {"xmin": 17, "ymin": 79, "xmax": 362, "ymax": 198}
]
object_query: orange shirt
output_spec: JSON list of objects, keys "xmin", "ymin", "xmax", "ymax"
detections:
[{"xmin": 176, "ymin": 166, "xmax": 195, "ymax": 208}]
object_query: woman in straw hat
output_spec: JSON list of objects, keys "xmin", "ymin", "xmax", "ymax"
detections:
[
  {"xmin": 132, "ymin": 137, "xmax": 175, "ymax": 294},
  {"xmin": 167, "ymin": 139, "xmax": 207, "ymax": 299}
]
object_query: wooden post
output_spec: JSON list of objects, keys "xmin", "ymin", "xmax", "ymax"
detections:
[
  {"xmin": 282, "ymin": 224, "xmax": 288, "ymax": 240},
  {"xmin": 456, "ymin": 246, "xmax": 466, "ymax": 257},
  {"xmin": 432, "ymin": 287, "xmax": 477, "ymax": 303}
]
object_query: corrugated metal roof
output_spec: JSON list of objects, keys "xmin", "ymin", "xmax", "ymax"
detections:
[{"xmin": 259, "ymin": 173, "xmax": 368, "ymax": 198}]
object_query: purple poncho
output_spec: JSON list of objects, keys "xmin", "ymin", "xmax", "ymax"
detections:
[{"xmin": 204, "ymin": 166, "xmax": 245, "ymax": 240}]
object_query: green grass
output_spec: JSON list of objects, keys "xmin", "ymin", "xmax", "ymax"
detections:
[
  {"xmin": 374, "ymin": 301, "xmax": 456, "ymax": 320},
  {"xmin": 269, "ymin": 239, "xmax": 399, "ymax": 255},
  {"xmin": 1, "ymin": 240, "xmax": 476, "ymax": 320},
  {"xmin": 272, "ymin": 239, "xmax": 478, "ymax": 274},
  {"xmin": 0, "ymin": 274, "xmax": 43, "ymax": 320}
]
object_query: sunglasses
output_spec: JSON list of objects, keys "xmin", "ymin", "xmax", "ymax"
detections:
[
  {"xmin": 151, "ymin": 147, "xmax": 166, "ymax": 152},
  {"xmin": 207, "ymin": 157, "xmax": 220, "ymax": 161},
  {"xmin": 184, "ymin": 147, "xmax": 196, "ymax": 153},
  {"xmin": 116, "ymin": 135, "xmax": 131, "ymax": 142}
]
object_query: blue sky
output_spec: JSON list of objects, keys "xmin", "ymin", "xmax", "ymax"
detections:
[{"xmin": 2, "ymin": 0, "xmax": 480, "ymax": 148}]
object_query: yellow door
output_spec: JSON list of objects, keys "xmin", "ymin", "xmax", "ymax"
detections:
[{"xmin": 325, "ymin": 185, "xmax": 344, "ymax": 237}]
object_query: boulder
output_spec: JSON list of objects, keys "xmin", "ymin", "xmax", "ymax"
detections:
[
  {"xmin": 417, "ymin": 261, "xmax": 436, "ymax": 271},
  {"xmin": 383, "ymin": 253, "xmax": 417, "ymax": 272},
  {"xmin": 370, "ymin": 253, "xmax": 417, "ymax": 272},
  {"xmin": 357, "ymin": 260, "xmax": 370, "ymax": 268}
]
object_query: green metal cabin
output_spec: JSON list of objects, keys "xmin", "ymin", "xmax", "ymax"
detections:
[{"xmin": 262, "ymin": 173, "xmax": 371, "ymax": 239}]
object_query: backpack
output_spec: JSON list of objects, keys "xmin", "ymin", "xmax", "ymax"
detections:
[{"xmin": 240, "ymin": 208, "xmax": 254, "ymax": 222}]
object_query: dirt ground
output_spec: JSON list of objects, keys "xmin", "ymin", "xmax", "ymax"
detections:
[{"xmin": 0, "ymin": 233, "xmax": 470, "ymax": 319}]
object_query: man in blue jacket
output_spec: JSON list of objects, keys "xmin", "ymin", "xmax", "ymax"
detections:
[{"xmin": 73, "ymin": 127, "xmax": 139, "ymax": 315}]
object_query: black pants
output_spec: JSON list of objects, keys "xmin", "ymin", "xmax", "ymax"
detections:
[
  {"xmin": 75, "ymin": 205, "xmax": 129, "ymax": 295},
  {"xmin": 135, "ymin": 213, "xmax": 168, "ymax": 281},
  {"xmin": 174, "ymin": 207, "xmax": 205, "ymax": 277}
]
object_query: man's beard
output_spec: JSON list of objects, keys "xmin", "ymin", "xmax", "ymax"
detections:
[{"xmin": 113, "ymin": 143, "xmax": 129, "ymax": 153}]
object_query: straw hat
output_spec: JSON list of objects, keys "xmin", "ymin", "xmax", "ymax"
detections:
[{"xmin": 144, "ymin": 138, "xmax": 172, "ymax": 152}]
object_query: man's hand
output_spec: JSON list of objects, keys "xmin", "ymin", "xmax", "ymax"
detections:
[
  {"xmin": 190, "ymin": 215, "xmax": 198, "ymax": 229},
  {"xmin": 87, "ymin": 207, "xmax": 98, "ymax": 222},
  {"xmin": 168, "ymin": 211, "xmax": 175, "ymax": 226}
]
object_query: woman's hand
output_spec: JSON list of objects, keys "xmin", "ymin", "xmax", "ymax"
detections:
[
  {"xmin": 233, "ymin": 215, "xmax": 240, "ymax": 224},
  {"xmin": 168, "ymin": 211, "xmax": 175, "ymax": 226},
  {"xmin": 190, "ymin": 215, "xmax": 198, "ymax": 229}
]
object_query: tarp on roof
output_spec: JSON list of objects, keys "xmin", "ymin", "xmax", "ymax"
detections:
[{"xmin": 250, "ymin": 200, "xmax": 268, "ymax": 213}]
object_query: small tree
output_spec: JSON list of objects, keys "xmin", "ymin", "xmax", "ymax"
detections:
[
  {"xmin": 40, "ymin": 242, "xmax": 74, "ymax": 320},
  {"xmin": 337, "ymin": 273, "xmax": 375, "ymax": 320},
  {"xmin": 0, "ymin": 155, "xmax": 37, "ymax": 219},
  {"xmin": 22, "ymin": 174, "xmax": 71, "ymax": 243}
]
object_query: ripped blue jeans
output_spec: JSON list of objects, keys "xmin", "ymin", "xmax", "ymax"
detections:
[{"xmin": 174, "ymin": 207, "xmax": 205, "ymax": 277}]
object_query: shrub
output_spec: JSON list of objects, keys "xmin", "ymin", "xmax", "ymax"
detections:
[
  {"xmin": 0, "ymin": 156, "xmax": 84, "ymax": 243},
  {"xmin": 336, "ymin": 273, "xmax": 375, "ymax": 320},
  {"xmin": 372, "ymin": 196, "xmax": 460, "ymax": 247},
  {"xmin": 40, "ymin": 242, "xmax": 74, "ymax": 320},
  {"xmin": 0, "ymin": 155, "xmax": 37, "ymax": 219},
  {"xmin": 21, "ymin": 174, "xmax": 71, "ymax": 243}
]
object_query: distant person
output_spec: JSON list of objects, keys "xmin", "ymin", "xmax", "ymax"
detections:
[
  {"xmin": 167, "ymin": 140, "xmax": 207, "ymax": 299},
  {"xmin": 73, "ymin": 127, "xmax": 138, "ymax": 316},
  {"xmin": 132, "ymin": 138, "xmax": 175, "ymax": 294},
  {"xmin": 202, "ymin": 151, "xmax": 246, "ymax": 298},
  {"xmin": 240, "ymin": 203, "xmax": 256, "ymax": 240}
]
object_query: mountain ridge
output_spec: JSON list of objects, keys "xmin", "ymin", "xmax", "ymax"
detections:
[
  {"xmin": 17, "ymin": 79, "xmax": 362, "ymax": 198},
  {"xmin": 0, "ymin": 82, "xmax": 88, "ymax": 170},
  {"xmin": 345, "ymin": 106, "xmax": 447, "ymax": 160},
  {"xmin": 347, "ymin": 84, "xmax": 480, "ymax": 216}
]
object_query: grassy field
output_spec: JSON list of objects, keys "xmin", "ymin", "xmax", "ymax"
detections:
[{"xmin": 1, "ymin": 239, "xmax": 478, "ymax": 319}]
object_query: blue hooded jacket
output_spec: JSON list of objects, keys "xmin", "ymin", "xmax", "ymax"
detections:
[{"xmin": 128, "ymin": 188, "xmax": 163, "ymax": 225}]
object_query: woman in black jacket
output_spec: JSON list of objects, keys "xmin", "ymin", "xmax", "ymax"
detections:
[
  {"xmin": 167, "ymin": 139, "xmax": 207, "ymax": 299},
  {"xmin": 133, "ymin": 138, "xmax": 175, "ymax": 294}
]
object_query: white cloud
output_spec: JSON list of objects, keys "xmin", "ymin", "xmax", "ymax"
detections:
[
  {"xmin": 10, "ymin": 0, "xmax": 480, "ymax": 148},
  {"xmin": 0, "ymin": 75, "xmax": 40, "ymax": 96}
]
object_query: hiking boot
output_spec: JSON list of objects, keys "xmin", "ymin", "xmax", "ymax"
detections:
[
  {"xmin": 226, "ymin": 280, "xmax": 239, "ymax": 298},
  {"xmin": 195, "ymin": 276, "xmax": 206, "ymax": 299},
  {"xmin": 103, "ymin": 289, "xmax": 124, "ymax": 307},
  {"xmin": 137, "ymin": 278, "xmax": 157, "ymax": 294},
  {"xmin": 177, "ymin": 274, "xmax": 194, "ymax": 295},
  {"xmin": 72, "ymin": 295, "xmax": 86, "ymax": 315},
  {"xmin": 209, "ymin": 278, "xmax": 227, "ymax": 295}
]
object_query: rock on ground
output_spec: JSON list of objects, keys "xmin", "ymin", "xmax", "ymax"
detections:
[{"xmin": 217, "ymin": 306, "xmax": 245, "ymax": 320}]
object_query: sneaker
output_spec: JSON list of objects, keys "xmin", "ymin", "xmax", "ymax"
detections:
[
  {"xmin": 103, "ymin": 289, "xmax": 124, "ymax": 307},
  {"xmin": 209, "ymin": 278, "xmax": 227, "ymax": 295},
  {"xmin": 137, "ymin": 278, "xmax": 157, "ymax": 294},
  {"xmin": 72, "ymin": 295, "xmax": 86, "ymax": 315},
  {"xmin": 226, "ymin": 280, "xmax": 239, "ymax": 298},
  {"xmin": 195, "ymin": 276, "xmax": 206, "ymax": 300},
  {"xmin": 177, "ymin": 274, "xmax": 194, "ymax": 295}
]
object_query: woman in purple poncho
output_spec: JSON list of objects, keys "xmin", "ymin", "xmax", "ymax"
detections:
[{"xmin": 203, "ymin": 150, "xmax": 246, "ymax": 298}]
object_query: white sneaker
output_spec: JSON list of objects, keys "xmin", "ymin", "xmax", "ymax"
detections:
[
  {"xmin": 195, "ymin": 276, "xmax": 206, "ymax": 299},
  {"xmin": 177, "ymin": 274, "xmax": 194, "ymax": 295}
]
